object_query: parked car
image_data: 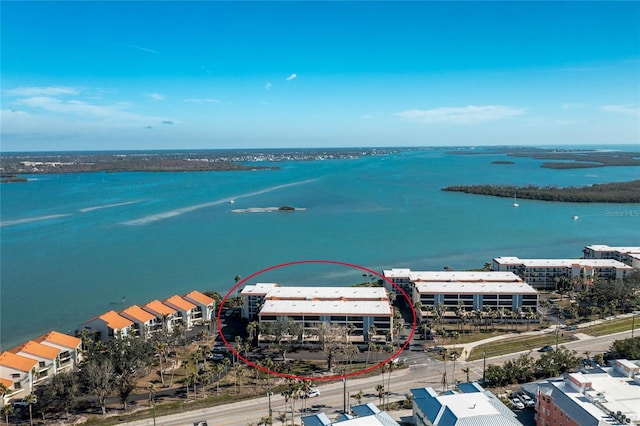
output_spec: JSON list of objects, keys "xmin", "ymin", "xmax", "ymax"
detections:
[
  {"xmin": 510, "ymin": 397, "xmax": 525, "ymax": 410},
  {"xmin": 538, "ymin": 345, "xmax": 554, "ymax": 352},
  {"xmin": 207, "ymin": 353, "xmax": 225, "ymax": 361},
  {"xmin": 519, "ymin": 393, "xmax": 535, "ymax": 408},
  {"xmin": 194, "ymin": 422, "xmax": 208, "ymax": 426},
  {"xmin": 11, "ymin": 396, "xmax": 36, "ymax": 407}
]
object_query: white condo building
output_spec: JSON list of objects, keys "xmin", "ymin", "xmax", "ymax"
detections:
[
  {"xmin": 492, "ymin": 257, "xmax": 634, "ymax": 290},
  {"xmin": 583, "ymin": 244, "xmax": 640, "ymax": 269},
  {"xmin": 382, "ymin": 269, "xmax": 538, "ymax": 322},
  {"xmin": 240, "ymin": 284, "xmax": 393, "ymax": 343}
]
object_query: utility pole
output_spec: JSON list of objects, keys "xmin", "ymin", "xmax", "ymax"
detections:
[
  {"xmin": 555, "ymin": 314, "xmax": 562, "ymax": 351},
  {"xmin": 342, "ymin": 377, "xmax": 347, "ymax": 414},
  {"xmin": 482, "ymin": 347, "xmax": 487, "ymax": 385}
]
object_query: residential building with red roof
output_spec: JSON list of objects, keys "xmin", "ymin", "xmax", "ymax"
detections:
[
  {"xmin": 8, "ymin": 341, "xmax": 61, "ymax": 383},
  {"xmin": 0, "ymin": 352, "xmax": 38, "ymax": 399},
  {"xmin": 78, "ymin": 310, "xmax": 134, "ymax": 341},
  {"xmin": 183, "ymin": 290, "xmax": 216, "ymax": 325},
  {"xmin": 142, "ymin": 300, "xmax": 178, "ymax": 333},
  {"xmin": 164, "ymin": 295, "xmax": 197, "ymax": 329},
  {"xmin": 120, "ymin": 305, "xmax": 157, "ymax": 339},
  {"xmin": 33, "ymin": 331, "xmax": 82, "ymax": 371}
]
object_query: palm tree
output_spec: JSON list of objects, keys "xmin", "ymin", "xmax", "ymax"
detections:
[
  {"xmin": 462, "ymin": 367, "xmax": 470, "ymax": 383},
  {"xmin": 233, "ymin": 364, "xmax": 245, "ymax": 393},
  {"xmin": 247, "ymin": 321, "xmax": 260, "ymax": 346},
  {"xmin": 154, "ymin": 340, "xmax": 168, "ymax": 387},
  {"xmin": 212, "ymin": 362, "xmax": 224, "ymax": 394},
  {"xmin": 234, "ymin": 275, "xmax": 242, "ymax": 300},
  {"xmin": 1, "ymin": 403, "xmax": 13, "ymax": 426},
  {"xmin": 351, "ymin": 389, "xmax": 364, "ymax": 406},
  {"xmin": 375, "ymin": 384, "xmax": 385, "ymax": 407},
  {"xmin": 385, "ymin": 361, "xmax": 395, "ymax": 410},
  {"xmin": 23, "ymin": 393, "xmax": 37, "ymax": 426},
  {"xmin": 280, "ymin": 388, "xmax": 292, "ymax": 426}
]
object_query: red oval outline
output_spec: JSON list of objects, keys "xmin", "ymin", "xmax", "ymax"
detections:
[{"xmin": 217, "ymin": 260, "xmax": 416, "ymax": 381}]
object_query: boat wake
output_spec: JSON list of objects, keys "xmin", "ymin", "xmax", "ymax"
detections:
[
  {"xmin": 0, "ymin": 214, "xmax": 72, "ymax": 228},
  {"xmin": 232, "ymin": 207, "xmax": 307, "ymax": 213},
  {"xmin": 79, "ymin": 200, "xmax": 143, "ymax": 213},
  {"xmin": 121, "ymin": 179, "xmax": 316, "ymax": 225}
]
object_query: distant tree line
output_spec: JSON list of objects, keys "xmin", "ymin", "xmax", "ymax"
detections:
[{"xmin": 442, "ymin": 180, "xmax": 640, "ymax": 203}]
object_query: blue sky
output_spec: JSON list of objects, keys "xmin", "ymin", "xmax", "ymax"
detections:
[{"xmin": 1, "ymin": 1, "xmax": 638, "ymax": 151}]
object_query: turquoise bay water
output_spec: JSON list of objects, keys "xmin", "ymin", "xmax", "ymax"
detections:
[{"xmin": 1, "ymin": 147, "xmax": 639, "ymax": 349}]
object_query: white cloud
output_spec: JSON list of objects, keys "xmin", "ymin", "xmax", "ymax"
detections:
[
  {"xmin": 394, "ymin": 105, "xmax": 524, "ymax": 124},
  {"xmin": 601, "ymin": 104, "xmax": 639, "ymax": 116},
  {"xmin": 5, "ymin": 86, "xmax": 79, "ymax": 97},
  {"xmin": 14, "ymin": 96, "xmax": 162, "ymax": 125},
  {"xmin": 145, "ymin": 93, "xmax": 164, "ymax": 101},
  {"xmin": 265, "ymin": 82, "xmax": 272, "ymax": 91},
  {"xmin": 183, "ymin": 98, "xmax": 220, "ymax": 104},
  {"xmin": 286, "ymin": 73, "xmax": 297, "ymax": 81}
]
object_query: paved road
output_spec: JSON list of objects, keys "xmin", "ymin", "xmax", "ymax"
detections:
[{"xmin": 122, "ymin": 329, "xmax": 632, "ymax": 426}]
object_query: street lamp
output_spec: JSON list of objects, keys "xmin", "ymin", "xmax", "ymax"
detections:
[{"xmin": 632, "ymin": 311, "xmax": 639, "ymax": 338}]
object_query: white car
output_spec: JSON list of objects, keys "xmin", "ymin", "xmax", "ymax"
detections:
[
  {"xmin": 511, "ymin": 397, "xmax": 525, "ymax": 410},
  {"xmin": 520, "ymin": 393, "xmax": 535, "ymax": 408},
  {"xmin": 306, "ymin": 388, "xmax": 320, "ymax": 398}
]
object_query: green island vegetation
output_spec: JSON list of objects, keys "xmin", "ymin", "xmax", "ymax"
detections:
[
  {"xmin": 450, "ymin": 146, "xmax": 640, "ymax": 169},
  {"xmin": 442, "ymin": 180, "xmax": 640, "ymax": 203},
  {"xmin": 0, "ymin": 148, "xmax": 400, "ymax": 182},
  {"xmin": 2, "ymin": 271, "xmax": 638, "ymax": 425}
]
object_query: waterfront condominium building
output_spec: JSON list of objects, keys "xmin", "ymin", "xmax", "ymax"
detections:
[
  {"xmin": 492, "ymin": 256, "xmax": 634, "ymax": 290},
  {"xmin": 529, "ymin": 359, "xmax": 640, "ymax": 426},
  {"xmin": 382, "ymin": 269, "xmax": 538, "ymax": 322},
  {"xmin": 240, "ymin": 284, "xmax": 393, "ymax": 343},
  {"xmin": 583, "ymin": 244, "xmax": 640, "ymax": 269}
]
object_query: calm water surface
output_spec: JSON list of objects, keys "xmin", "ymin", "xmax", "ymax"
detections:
[{"xmin": 1, "ymin": 147, "xmax": 638, "ymax": 349}]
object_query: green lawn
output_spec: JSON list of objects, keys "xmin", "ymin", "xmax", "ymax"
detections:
[{"xmin": 467, "ymin": 333, "xmax": 575, "ymax": 361}]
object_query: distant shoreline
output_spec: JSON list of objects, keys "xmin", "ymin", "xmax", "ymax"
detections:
[{"xmin": 442, "ymin": 180, "xmax": 640, "ymax": 203}]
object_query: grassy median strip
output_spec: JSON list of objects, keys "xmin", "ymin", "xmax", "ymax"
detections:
[
  {"xmin": 580, "ymin": 317, "xmax": 636, "ymax": 337},
  {"xmin": 467, "ymin": 333, "xmax": 575, "ymax": 361}
]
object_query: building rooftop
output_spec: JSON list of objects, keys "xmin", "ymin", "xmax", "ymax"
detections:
[
  {"xmin": 584, "ymin": 245, "xmax": 640, "ymax": 254},
  {"xmin": 33, "ymin": 330, "xmax": 81, "ymax": 349},
  {"xmin": 0, "ymin": 351, "xmax": 38, "ymax": 372},
  {"xmin": 412, "ymin": 384, "xmax": 522, "ymax": 426},
  {"xmin": 534, "ymin": 360, "xmax": 640, "ymax": 425},
  {"xmin": 259, "ymin": 299, "xmax": 393, "ymax": 316},
  {"xmin": 264, "ymin": 286, "xmax": 388, "ymax": 301},
  {"xmin": 98, "ymin": 311, "xmax": 134, "ymax": 330},
  {"xmin": 414, "ymin": 280, "xmax": 538, "ymax": 295},
  {"xmin": 9, "ymin": 341, "xmax": 60, "ymax": 360},
  {"xmin": 381, "ymin": 268, "xmax": 412, "ymax": 278},
  {"xmin": 184, "ymin": 290, "xmax": 215, "ymax": 306},
  {"xmin": 411, "ymin": 271, "xmax": 523, "ymax": 283},
  {"xmin": 240, "ymin": 283, "xmax": 279, "ymax": 295},
  {"xmin": 493, "ymin": 257, "xmax": 633, "ymax": 269},
  {"xmin": 121, "ymin": 305, "xmax": 156, "ymax": 323},
  {"xmin": 143, "ymin": 300, "xmax": 177, "ymax": 316},
  {"xmin": 164, "ymin": 295, "xmax": 196, "ymax": 311}
]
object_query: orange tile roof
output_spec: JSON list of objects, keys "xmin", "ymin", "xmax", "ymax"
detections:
[
  {"xmin": 0, "ymin": 352, "xmax": 37, "ymax": 372},
  {"xmin": 99, "ymin": 311, "xmax": 133, "ymax": 330},
  {"xmin": 9, "ymin": 341, "xmax": 60, "ymax": 360},
  {"xmin": 121, "ymin": 305, "xmax": 156, "ymax": 323},
  {"xmin": 165, "ymin": 295, "xmax": 196, "ymax": 311},
  {"xmin": 184, "ymin": 290, "xmax": 215, "ymax": 306},
  {"xmin": 34, "ymin": 331, "xmax": 81, "ymax": 349},
  {"xmin": 144, "ymin": 300, "xmax": 177, "ymax": 316},
  {"xmin": 0, "ymin": 377, "xmax": 13, "ymax": 388}
]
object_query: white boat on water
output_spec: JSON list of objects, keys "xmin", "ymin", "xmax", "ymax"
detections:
[{"xmin": 512, "ymin": 194, "xmax": 519, "ymax": 208}]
